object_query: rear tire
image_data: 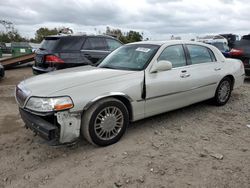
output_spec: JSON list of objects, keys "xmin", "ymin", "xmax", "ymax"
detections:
[
  {"xmin": 213, "ymin": 77, "xmax": 232, "ymax": 106},
  {"xmin": 81, "ymin": 98, "xmax": 129, "ymax": 146}
]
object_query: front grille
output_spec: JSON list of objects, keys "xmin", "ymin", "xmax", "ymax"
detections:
[{"xmin": 16, "ymin": 86, "xmax": 29, "ymax": 107}]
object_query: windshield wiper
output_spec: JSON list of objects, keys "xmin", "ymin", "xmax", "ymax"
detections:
[
  {"xmin": 100, "ymin": 65, "xmax": 139, "ymax": 71},
  {"xmin": 100, "ymin": 65, "xmax": 118, "ymax": 69}
]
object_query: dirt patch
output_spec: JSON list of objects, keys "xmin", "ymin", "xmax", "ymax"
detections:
[
  {"xmin": 0, "ymin": 66, "xmax": 33, "ymax": 86},
  {"xmin": 0, "ymin": 67, "xmax": 249, "ymax": 188},
  {"xmin": 0, "ymin": 114, "xmax": 22, "ymax": 135}
]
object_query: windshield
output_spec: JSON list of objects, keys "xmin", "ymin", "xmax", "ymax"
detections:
[{"xmin": 98, "ymin": 44, "xmax": 159, "ymax": 71}]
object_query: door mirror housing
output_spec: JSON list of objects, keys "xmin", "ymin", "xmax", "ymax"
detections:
[{"xmin": 150, "ymin": 60, "xmax": 172, "ymax": 73}]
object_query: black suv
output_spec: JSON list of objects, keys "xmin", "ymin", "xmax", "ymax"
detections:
[
  {"xmin": 33, "ymin": 34, "xmax": 123, "ymax": 74},
  {"xmin": 230, "ymin": 34, "xmax": 250, "ymax": 76}
]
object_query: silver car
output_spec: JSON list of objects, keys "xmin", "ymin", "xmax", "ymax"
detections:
[{"xmin": 15, "ymin": 40, "xmax": 245, "ymax": 146}]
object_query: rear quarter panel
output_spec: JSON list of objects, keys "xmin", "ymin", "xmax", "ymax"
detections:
[
  {"xmin": 221, "ymin": 58, "xmax": 245, "ymax": 89},
  {"xmin": 208, "ymin": 45, "xmax": 244, "ymax": 89}
]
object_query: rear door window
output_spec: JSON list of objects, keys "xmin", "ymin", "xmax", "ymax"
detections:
[
  {"xmin": 82, "ymin": 37, "xmax": 107, "ymax": 50},
  {"xmin": 186, "ymin": 45, "xmax": 214, "ymax": 64},
  {"xmin": 106, "ymin": 38, "xmax": 122, "ymax": 51}
]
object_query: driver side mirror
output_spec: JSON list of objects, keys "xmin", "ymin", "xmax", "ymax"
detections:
[{"xmin": 150, "ymin": 60, "xmax": 172, "ymax": 73}]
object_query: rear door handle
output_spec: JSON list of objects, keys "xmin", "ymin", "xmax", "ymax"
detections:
[
  {"xmin": 214, "ymin": 68, "xmax": 221, "ymax": 71},
  {"xmin": 180, "ymin": 73, "xmax": 190, "ymax": 78}
]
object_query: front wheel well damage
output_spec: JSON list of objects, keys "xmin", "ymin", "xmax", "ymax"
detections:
[{"xmin": 112, "ymin": 96, "xmax": 133, "ymax": 121}]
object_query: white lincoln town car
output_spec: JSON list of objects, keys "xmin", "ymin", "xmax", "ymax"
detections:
[{"xmin": 15, "ymin": 40, "xmax": 245, "ymax": 146}]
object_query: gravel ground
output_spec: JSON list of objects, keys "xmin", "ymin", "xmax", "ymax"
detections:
[{"xmin": 0, "ymin": 67, "xmax": 249, "ymax": 188}]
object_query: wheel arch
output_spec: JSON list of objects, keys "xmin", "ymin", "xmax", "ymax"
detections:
[
  {"xmin": 223, "ymin": 74, "xmax": 235, "ymax": 89},
  {"xmin": 213, "ymin": 74, "xmax": 234, "ymax": 106},
  {"xmin": 82, "ymin": 92, "xmax": 133, "ymax": 121}
]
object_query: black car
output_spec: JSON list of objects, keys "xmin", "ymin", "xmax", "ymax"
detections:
[
  {"xmin": 230, "ymin": 34, "xmax": 250, "ymax": 76},
  {"xmin": 220, "ymin": 34, "xmax": 240, "ymax": 49},
  {"xmin": 33, "ymin": 34, "xmax": 123, "ymax": 74},
  {"xmin": 0, "ymin": 63, "xmax": 4, "ymax": 79}
]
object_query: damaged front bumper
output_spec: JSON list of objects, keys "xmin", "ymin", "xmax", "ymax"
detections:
[{"xmin": 19, "ymin": 108, "xmax": 82, "ymax": 145}]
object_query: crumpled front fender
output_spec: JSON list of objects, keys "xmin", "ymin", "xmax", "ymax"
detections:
[{"xmin": 56, "ymin": 111, "xmax": 82, "ymax": 143}]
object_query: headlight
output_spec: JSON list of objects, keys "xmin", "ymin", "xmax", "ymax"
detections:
[{"xmin": 25, "ymin": 96, "xmax": 74, "ymax": 112}]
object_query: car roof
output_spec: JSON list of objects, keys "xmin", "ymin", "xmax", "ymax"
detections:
[
  {"xmin": 127, "ymin": 40, "xmax": 212, "ymax": 47},
  {"xmin": 45, "ymin": 34, "xmax": 118, "ymax": 40}
]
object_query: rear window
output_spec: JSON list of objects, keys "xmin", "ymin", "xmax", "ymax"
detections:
[
  {"xmin": 40, "ymin": 36, "xmax": 85, "ymax": 51},
  {"xmin": 40, "ymin": 37, "xmax": 59, "ymax": 51}
]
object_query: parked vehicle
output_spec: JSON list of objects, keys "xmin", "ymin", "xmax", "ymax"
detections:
[
  {"xmin": 0, "ymin": 63, "xmax": 4, "ymax": 79},
  {"xmin": 197, "ymin": 35, "xmax": 228, "ymax": 44},
  {"xmin": 16, "ymin": 41, "xmax": 245, "ymax": 146},
  {"xmin": 209, "ymin": 42, "xmax": 230, "ymax": 57},
  {"xmin": 198, "ymin": 36, "xmax": 231, "ymax": 57},
  {"xmin": 220, "ymin": 33, "xmax": 240, "ymax": 49},
  {"xmin": 230, "ymin": 34, "xmax": 250, "ymax": 76},
  {"xmin": 33, "ymin": 34, "xmax": 123, "ymax": 74},
  {"xmin": 0, "ymin": 42, "xmax": 11, "ymax": 54}
]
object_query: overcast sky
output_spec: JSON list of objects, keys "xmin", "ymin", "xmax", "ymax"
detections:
[{"xmin": 0, "ymin": 0, "xmax": 249, "ymax": 40}]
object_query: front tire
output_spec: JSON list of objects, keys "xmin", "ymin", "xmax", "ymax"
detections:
[
  {"xmin": 81, "ymin": 98, "xmax": 129, "ymax": 146},
  {"xmin": 213, "ymin": 77, "xmax": 232, "ymax": 106}
]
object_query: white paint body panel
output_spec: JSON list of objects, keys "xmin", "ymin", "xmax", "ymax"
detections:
[{"xmin": 17, "ymin": 40, "xmax": 245, "ymax": 143}]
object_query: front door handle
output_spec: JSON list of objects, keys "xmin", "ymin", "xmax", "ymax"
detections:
[
  {"xmin": 180, "ymin": 73, "xmax": 190, "ymax": 78},
  {"xmin": 214, "ymin": 68, "xmax": 221, "ymax": 71}
]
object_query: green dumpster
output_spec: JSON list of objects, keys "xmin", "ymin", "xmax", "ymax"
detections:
[
  {"xmin": 11, "ymin": 42, "xmax": 32, "ymax": 57},
  {"xmin": 0, "ymin": 48, "xmax": 2, "ymax": 58}
]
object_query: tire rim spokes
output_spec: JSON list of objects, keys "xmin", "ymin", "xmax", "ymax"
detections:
[{"xmin": 94, "ymin": 106, "xmax": 124, "ymax": 140}]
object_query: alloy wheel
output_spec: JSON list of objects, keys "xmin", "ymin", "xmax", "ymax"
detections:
[
  {"xmin": 218, "ymin": 80, "xmax": 231, "ymax": 103},
  {"xmin": 94, "ymin": 106, "xmax": 124, "ymax": 140}
]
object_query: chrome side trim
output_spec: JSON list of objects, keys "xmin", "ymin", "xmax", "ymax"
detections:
[
  {"xmin": 83, "ymin": 92, "xmax": 133, "ymax": 110},
  {"xmin": 137, "ymin": 82, "xmax": 217, "ymax": 102},
  {"xmin": 80, "ymin": 49, "xmax": 111, "ymax": 53}
]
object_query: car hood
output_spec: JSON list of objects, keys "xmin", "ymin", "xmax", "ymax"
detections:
[{"xmin": 20, "ymin": 66, "xmax": 136, "ymax": 96}]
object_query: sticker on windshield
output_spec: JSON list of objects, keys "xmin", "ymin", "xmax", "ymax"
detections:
[{"xmin": 136, "ymin": 47, "xmax": 151, "ymax": 53}]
